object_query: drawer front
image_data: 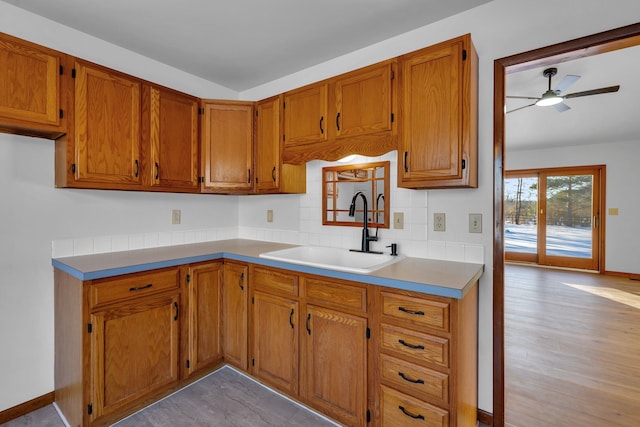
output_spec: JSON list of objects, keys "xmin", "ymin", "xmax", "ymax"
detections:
[
  {"xmin": 381, "ymin": 291, "xmax": 449, "ymax": 333},
  {"xmin": 252, "ymin": 266, "xmax": 299, "ymax": 296},
  {"xmin": 380, "ymin": 385, "xmax": 449, "ymax": 427},
  {"xmin": 380, "ymin": 354, "xmax": 449, "ymax": 404},
  {"xmin": 381, "ymin": 324, "xmax": 449, "ymax": 368},
  {"xmin": 91, "ymin": 268, "xmax": 180, "ymax": 307},
  {"xmin": 304, "ymin": 277, "xmax": 367, "ymax": 313}
]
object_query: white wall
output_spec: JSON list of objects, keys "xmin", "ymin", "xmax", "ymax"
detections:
[
  {"xmin": 2, "ymin": 0, "xmax": 640, "ymax": 416},
  {"xmin": 507, "ymin": 139, "xmax": 640, "ymax": 274}
]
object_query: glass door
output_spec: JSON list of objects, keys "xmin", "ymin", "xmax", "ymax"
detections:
[{"xmin": 505, "ymin": 166, "xmax": 602, "ymax": 270}]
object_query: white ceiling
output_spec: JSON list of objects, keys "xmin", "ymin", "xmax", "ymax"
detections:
[
  {"xmin": 506, "ymin": 45, "xmax": 640, "ymax": 151},
  {"xmin": 2, "ymin": 0, "xmax": 491, "ymax": 91}
]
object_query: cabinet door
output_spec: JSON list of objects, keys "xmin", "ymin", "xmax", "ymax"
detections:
[
  {"xmin": 252, "ymin": 292, "xmax": 298, "ymax": 395},
  {"xmin": 148, "ymin": 86, "xmax": 199, "ymax": 191},
  {"xmin": 0, "ymin": 33, "xmax": 65, "ymax": 137},
  {"xmin": 73, "ymin": 60, "xmax": 142, "ymax": 185},
  {"xmin": 201, "ymin": 101, "xmax": 253, "ymax": 193},
  {"xmin": 255, "ymin": 96, "xmax": 281, "ymax": 192},
  {"xmin": 303, "ymin": 305, "xmax": 367, "ymax": 426},
  {"xmin": 187, "ymin": 262, "xmax": 223, "ymax": 376},
  {"xmin": 283, "ymin": 82, "xmax": 328, "ymax": 146},
  {"xmin": 222, "ymin": 262, "xmax": 248, "ymax": 370},
  {"xmin": 398, "ymin": 35, "xmax": 476, "ymax": 188},
  {"xmin": 334, "ymin": 62, "xmax": 393, "ymax": 139},
  {"xmin": 90, "ymin": 293, "xmax": 179, "ymax": 421}
]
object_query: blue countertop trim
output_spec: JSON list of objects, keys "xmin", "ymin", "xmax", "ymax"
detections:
[{"xmin": 53, "ymin": 250, "xmax": 471, "ymax": 299}]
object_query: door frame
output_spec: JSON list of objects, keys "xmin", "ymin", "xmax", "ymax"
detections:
[{"xmin": 493, "ymin": 22, "xmax": 640, "ymax": 427}]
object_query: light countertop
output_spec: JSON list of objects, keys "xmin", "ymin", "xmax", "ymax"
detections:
[{"xmin": 52, "ymin": 239, "xmax": 483, "ymax": 299}]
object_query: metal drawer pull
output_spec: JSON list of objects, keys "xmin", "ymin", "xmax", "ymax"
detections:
[
  {"xmin": 398, "ymin": 405, "xmax": 425, "ymax": 420},
  {"xmin": 398, "ymin": 372, "xmax": 424, "ymax": 384},
  {"xmin": 306, "ymin": 313, "xmax": 311, "ymax": 335},
  {"xmin": 289, "ymin": 308, "xmax": 295, "ymax": 329},
  {"xmin": 239, "ymin": 272, "xmax": 244, "ymax": 291},
  {"xmin": 398, "ymin": 306, "xmax": 425, "ymax": 316},
  {"xmin": 398, "ymin": 339, "xmax": 425, "ymax": 350},
  {"xmin": 129, "ymin": 283, "xmax": 153, "ymax": 292},
  {"xmin": 173, "ymin": 301, "xmax": 179, "ymax": 321}
]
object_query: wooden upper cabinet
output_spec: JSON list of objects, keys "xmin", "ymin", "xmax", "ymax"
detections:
[
  {"xmin": 201, "ymin": 101, "xmax": 254, "ymax": 193},
  {"xmin": 334, "ymin": 61, "xmax": 393, "ymax": 139},
  {"xmin": 72, "ymin": 60, "xmax": 142, "ymax": 187},
  {"xmin": 146, "ymin": 86, "xmax": 199, "ymax": 191},
  {"xmin": 0, "ymin": 32, "xmax": 67, "ymax": 138},
  {"xmin": 398, "ymin": 34, "xmax": 478, "ymax": 189},
  {"xmin": 255, "ymin": 96, "xmax": 281, "ymax": 193},
  {"xmin": 283, "ymin": 82, "xmax": 328, "ymax": 146},
  {"xmin": 255, "ymin": 96, "xmax": 306, "ymax": 194}
]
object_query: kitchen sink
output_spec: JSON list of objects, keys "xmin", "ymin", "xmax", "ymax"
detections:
[{"xmin": 259, "ymin": 245, "xmax": 404, "ymax": 274}]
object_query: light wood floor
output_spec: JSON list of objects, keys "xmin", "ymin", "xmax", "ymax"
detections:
[{"xmin": 505, "ymin": 264, "xmax": 640, "ymax": 427}]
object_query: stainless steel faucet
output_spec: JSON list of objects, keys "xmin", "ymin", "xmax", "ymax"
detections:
[{"xmin": 348, "ymin": 191, "xmax": 381, "ymax": 253}]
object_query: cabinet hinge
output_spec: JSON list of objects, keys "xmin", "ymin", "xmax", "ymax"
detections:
[
  {"xmin": 252, "ymin": 297, "xmax": 254, "ymax": 304},
  {"xmin": 199, "ymin": 107, "xmax": 205, "ymax": 115},
  {"xmin": 186, "ymin": 360, "xmax": 190, "ymax": 369},
  {"xmin": 390, "ymin": 113, "xmax": 394, "ymax": 123},
  {"xmin": 366, "ymin": 327, "xmax": 370, "ymax": 339},
  {"xmin": 71, "ymin": 68, "xmax": 76, "ymax": 78},
  {"xmin": 87, "ymin": 404, "xmax": 93, "ymax": 415},
  {"xmin": 71, "ymin": 163, "xmax": 76, "ymax": 174},
  {"xmin": 390, "ymin": 70, "xmax": 395, "ymax": 80},
  {"xmin": 59, "ymin": 65, "xmax": 63, "ymax": 75},
  {"xmin": 59, "ymin": 109, "xmax": 63, "ymax": 119},
  {"xmin": 462, "ymin": 159, "xmax": 466, "ymax": 170},
  {"xmin": 462, "ymin": 49, "xmax": 467, "ymax": 61},
  {"xmin": 87, "ymin": 323, "xmax": 92, "ymax": 334},
  {"xmin": 252, "ymin": 358, "xmax": 255, "ymax": 367},
  {"xmin": 282, "ymin": 134, "xmax": 285, "ymax": 142},
  {"xmin": 255, "ymin": 110, "xmax": 258, "ymax": 117},
  {"xmin": 282, "ymin": 101, "xmax": 286, "ymax": 109},
  {"xmin": 186, "ymin": 274, "xmax": 191, "ymax": 283},
  {"xmin": 367, "ymin": 409, "xmax": 371, "ymax": 423},
  {"xmin": 198, "ymin": 176, "xmax": 204, "ymax": 183}
]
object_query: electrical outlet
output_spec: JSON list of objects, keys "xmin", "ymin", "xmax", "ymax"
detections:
[
  {"xmin": 433, "ymin": 213, "xmax": 446, "ymax": 232},
  {"xmin": 393, "ymin": 212, "xmax": 404, "ymax": 229},
  {"xmin": 267, "ymin": 209, "xmax": 274, "ymax": 223},
  {"xmin": 469, "ymin": 213, "xmax": 482, "ymax": 233},
  {"xmin": 171, "ymin": 209, "xmax": 181, "ymax": 225}
]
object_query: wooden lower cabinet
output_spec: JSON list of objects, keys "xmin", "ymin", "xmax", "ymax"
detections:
[
  {"xmin": 89, "ymin": 293, "xmax": 180, "ymax": 422},
  {"xmin": 222, "ymin": 261, "xmax": 249, "ymax": 370},
  {"xmin": 185, "ymin": 262, "xmax": 223, "ymax": 376},
  {"xmin": 302, "ymin": 304, "xmax": 368, "ymax": 426}
]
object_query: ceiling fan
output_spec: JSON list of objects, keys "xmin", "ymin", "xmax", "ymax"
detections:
[{"xmin": 507, "ymin": 67, "xmax": 620, "ymax": 113}]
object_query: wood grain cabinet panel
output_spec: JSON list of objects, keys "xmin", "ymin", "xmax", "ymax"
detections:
[
  {"xmin": 380, "ymin": 353, "xmax": 449, "ymax": 404},
  {"xmin": 255, "ymin": 96, "xmax": 306, "ymax": 194},
  {"xmin": 90, "ymin": 268, "xmax": 180, "ymax": 307},
  {"xmin": 381, "ymin": 291, "xmax": 450, "ymax": 333},
  {"xmin": 251, "ymin": 292, "xmax": 299, "ymax": 395},
  {"xmin": 380, "ymin": 385, "xmax": 449, "ymax": 427},
  {"xmin": 283, "ymin": 82, "xmax": 328, "ymax": 146},
  {"xmin": 201, "ymin": 101, "xmax": 254, "ymax": 193},
  {"xmin": 222, "ymin": 262, "xmax": 249, "ymax": 370},
  {"xmin": 0, "ymin": 32, "xmax": 67, "ymax": 138},
  {"xmin": 146, "ymin": 86, "xmax": 199, "ymax": 191},
  {"xmin": 72, "ymin": 60, "xmax": 142, "ymax": 186},
  {"xmin": 302, "ymin": 304, "xmax": 368, "ymax": 427},
  {"xmin": 186, "ymin": 262, "xmax": 223, "ymax": 376},
  {"xmin": 398, "ymin": 34, "xmax": 477, "ymax": 189},
  {"xmin": 90, "ymin": 293, "xmax": 180, "ymax": 422}
]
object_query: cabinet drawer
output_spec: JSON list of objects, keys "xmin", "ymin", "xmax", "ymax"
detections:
[
  {"xmin": 380, "ymin": 354, "xmax": 449, "ymax": 404},
  {"xmin": 90, "ymin": 268, "xmax": 180, "ymax": 307},
  {"xmin": 252, "ymin": 266, "xmax": 299, "ymax": 296},
  {"xmin": 381, "ymin": 324, "xmax": 449, "ymax": 368},
  {"xmin": 381, "ymin": 291, "xmax": 449, "ymax": 333},
  {"xmin": 304, "ymin": 277, "xmax": 367, "ymax": 313},
  {"xmin": 381, "ymin": 385, "xmax": 449, "ymax": 427}
]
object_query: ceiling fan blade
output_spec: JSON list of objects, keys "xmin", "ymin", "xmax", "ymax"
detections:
[
  {"xmin": 506, "ymin": 103, "xmax": 536, "ymax": 114},
  {"xmin": 506, "ymin": 95, "xmax": 540, "ymax": 100},
  {"xmin": 563, "ymin": 85, "xmax": 620, "ymax": 99},
  {"xmin": 553, "ymin": 75, "xmax": 580, "ymax": 93},
  {"xmin": 553, "ymin": 102, "xmax": 571, "ymax": 112}
]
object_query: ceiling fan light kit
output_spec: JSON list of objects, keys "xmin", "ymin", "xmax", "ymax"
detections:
[{"xmin": 506, "ymin": 66, "xmax": 620, "ymax": 113}]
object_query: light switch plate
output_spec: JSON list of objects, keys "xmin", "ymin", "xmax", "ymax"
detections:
[
  {"xmin": 267, "ymin": 209, "xmax": 274, "ymax": 222},
  {"xmin": 393, "ymin": 212, "xmax": 404, "ymax": 229},
  {"xmin": 171, "ymin": 209, "xmax": 181, "ymax": 225}
]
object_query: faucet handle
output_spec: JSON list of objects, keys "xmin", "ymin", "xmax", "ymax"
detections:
[{"xmin": 386, "ymin": 243, "xmax": 398, "ymax": 256}]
